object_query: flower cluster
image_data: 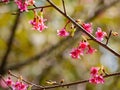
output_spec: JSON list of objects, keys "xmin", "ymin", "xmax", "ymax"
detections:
[
  {"xmin": 2, "ymin": 0, "xmax": 35, "ymax": 11},
  {"xmin": 89, "ymin": 67, "xmax": 104, "ymax": 84},
  {"xmin": 5, "ymin": 77, "xmax": 28, "ymax": 90},
  {"xmin": 15, "ymin": 0, "xmax": 35, "ymax": 12},
  {"xmin": 82, "ymin": 23, "xmax": 107, "ymax": 41},
  {"xmin": 29, "ymin": 10, "xmax": 47, "ymax": 32},
  {"xmin": 82, "ymin": 23, "xmax": 93, "ymax": 34},
  {"xmin": 70, "ymin": 41, "xmax": 96, "ymax": 59}
]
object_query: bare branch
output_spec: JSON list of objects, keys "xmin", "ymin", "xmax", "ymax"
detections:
[
  {"xmin": 61, "ymin": 0, "xmax": 67, "ymax": 14},
  {"xmin": 106, "ymin": 30, "xmax": 112, "ymax": 45},
  {"xmin": 0, "ymin": 10, "xmax": 20, "ymax": 75},
  {"xmin": 33, "ymin": 72, "xmax": 120, "ymax": 90},
  {"xmin": 8, "ymin": 71, "xmax": 44, "ymax": 89}
]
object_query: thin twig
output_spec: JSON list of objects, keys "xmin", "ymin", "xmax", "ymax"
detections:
[
  {"xmin": 33, "ymin": 4, "xmax": 37, "ymax": 8},
  {"xmin": 8, "ymin": 71, "xmax": 44, "ymax": 89},
  {"xmin": 0, "ymin": 10, "xmax": 20, "ymax": 75},
  {"xmin": 64, "ymin": 20, "xmax": 70, "ymax": 28},
  {"xmin": 106, "ymin": 30, "xmax": 112, "ymax": 45},
  {"xmin": 28, "ymin": 5, "xmax": 52, "ymax": 10},
  {"xmin": 47, "ymin": 0, "xmax": 120, "ymax": 57},
  {"xmin": 11, "ymin": 5, "xmax": 52, "ymax": 15},
  {"xmin": 61, "ymin": 0, "xmax": 67, "ymax": 14}
]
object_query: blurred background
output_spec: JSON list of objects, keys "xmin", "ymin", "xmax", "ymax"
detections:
[{"xmin": 0, "ymin": 0, "xmax": 120, "ymax": 90}]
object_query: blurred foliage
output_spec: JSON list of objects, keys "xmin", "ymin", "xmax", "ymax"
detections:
[{"xmin": 0, "ymin": 0, "xmax": 120, "ymax": 90}]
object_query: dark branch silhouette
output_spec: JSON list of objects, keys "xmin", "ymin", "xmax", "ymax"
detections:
[{"xmin": 0, "ymin": 10, "xmax": 20, "ymax": 75}]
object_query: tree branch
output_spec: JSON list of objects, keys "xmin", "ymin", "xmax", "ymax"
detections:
[
  {"xmin": 8, "ymin": 71, "xmax": 44, "ymax": 89},
  {"xmin": 33, "ymin": 72, "xmax": 120, "ymax": 90},
  {"xmin": 47, "ymin": 0, "xmax": 120, "ymax": 57},
  {"xmin": 61, "ymin": 0, "xmax": 67, "ymax": 14},
  {"xmin": 0, "ymin": 10, "xmax": 20, "ymax": 75}
]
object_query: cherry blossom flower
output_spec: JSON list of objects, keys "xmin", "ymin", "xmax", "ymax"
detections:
[
  {"xmin": 4, "ymin": 76, "xmax": 28, "ymax": 90},
  {"xmin": 86, "ymin": 45, "xmax": 96, "ymax": 54},
  {"xmin": 89, "ymin": 75, "xmax": 104, "ymax": 84},
  {"xmin": 82, "ymin": 23, "xmax": 93, "ymax": 33},
  {"xmin": 89, "ymin": 77, "xmax": 97, "ymax": 84},
  {"xmin": 78, "ymin": 41, "xmax": 88, "ymax": 50},
  {"xmin": 15, "ymin": 0, "xmax": 36, "ymax": 11},
  {"xmin": 70, "ymin": 41, "xmax": 96, "ymax": 59},
  {"xmin": 96, "ymin": 75, "xmax": 104, "ymax": 84},
  {"xmin": 89, "ymin": 67, "xmax": 104, "ymax": 84},
  {"xmin": 95, "ymin": 27, "xmax": 107, "ymax": 41},
  {"xmin": 29, "ymin": 11, "xmax": 47, "ymax": 32},
  {"xmin": 13, "ymin": 82, "xmax": 27, "ymax": 90},
  {"xmin": 14, "ymin": 81, "xmax": 21, "ymax": 90},
  {"xmin": 90, "ymin": 67, "xmax": 99, "ymax": 76},
  {"xmin": 70, "ymin": 48, "xmax": 83, "ymax": 59},
  {"xmin": 5, "ymin": 77, "xmax": 13, "ymax": 86},
  {"xmin": 57, "ymin": 28, "xmax": 69, "ymax": 37},
  {"xmin": 15, "ymin": 0, "xmax": 28, "ymax": 12}
]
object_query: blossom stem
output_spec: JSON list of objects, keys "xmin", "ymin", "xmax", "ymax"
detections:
[{"xmin": 64, "ymin": 20, "xmax": 70, "ymax": 28}]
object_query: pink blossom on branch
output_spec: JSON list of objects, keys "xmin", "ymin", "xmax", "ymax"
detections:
[
  {"xmin": 4, "ymin": 77, "xmax": 28, "ymax": 90},
  {"xmin": 57, "ymin": 28, "xmax": 69, "ymax": 37},
  {"xmin": 89, "ymin": 75, "xmax": 104, "ymax": 84},
  {"xmin": 12, "ymin": 81, "xmax": 27, "ymax": 90},
  {"xmin": 70, "ymin": 48, "xmax": 83, "ymax": 59},
  {"xmin": 70, "ymin": 41, "xmax": 96, "ymax": 59},
  {"xmin": 90, "ymin": 67, "xmax": 99, "ymax": 76},
  {"xmin": 15, "ymin": 0, "xmax": 28, "ymax": 12},
  {"xmin": 86, "ymin": 45, "xmax": 96, "ymax": 54},
  {"xmin": 29, "ymin": 11, "xmax": 47, "ymax": 32},
  {"xmin": 82, "ymin": 23, "xmax": 93, "ymax": 34},
  {"xmin": 15, "ymin": 0, "xmax": 35, "ymax": 12},
  {"xmin": 95, "ymin": 27, "xmax": 107, "ymax": 41},
  {"xmin": 78, "ymin": 41, "xmax": 88, "ymax": 50},
  {"xmin": 5, "ymin": 77, "xmax": 13, "ymax": 86},
  {"xmin": 89, "ymin": 67, "xmax": 104, "ymax": 84}
]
